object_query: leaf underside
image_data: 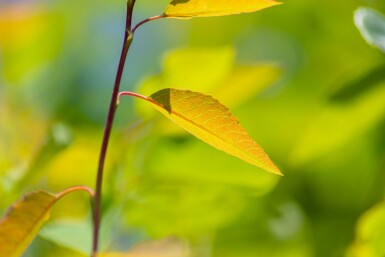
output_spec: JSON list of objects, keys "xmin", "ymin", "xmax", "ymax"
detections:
[
  {"xmin": 0, "ymin": 187, "xmax": 90, "ymax": 257},
  {"xmin": 355, "ymin": 7, "xmax": 385, "ymax": 53},
  {"xmin": 164, "ymin": 0, "xmax": 282, "ymax": 18},
  {"xmin": 0, "ymin": 191, "xmax": 57, "ymax": 257},
  {"xmin": 147, "ymin": 88, "xmax": 282, "ymax": 175}
]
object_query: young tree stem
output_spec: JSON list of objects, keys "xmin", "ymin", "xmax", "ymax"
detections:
[{"xmin": 92, "ymin": 1, "xmax": 135, "ymax": 256}]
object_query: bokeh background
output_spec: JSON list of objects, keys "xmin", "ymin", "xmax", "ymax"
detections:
[{"xmin": 1, "ymin": 0, "xmax": 385, "ymax": 256}]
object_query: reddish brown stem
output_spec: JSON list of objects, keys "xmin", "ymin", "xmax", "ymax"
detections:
[
  {"xmin": 132, "ymin": 15, "xmax": 166, "ymax": 34},
  {"xmin": 92, "ymin": 1, "xmax": 135, "ymax": 256}
]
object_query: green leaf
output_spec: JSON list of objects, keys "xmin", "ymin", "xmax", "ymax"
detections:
[
  {"xmin": 213, "ymin": 64, "xmax": 281, "ymax": 108},
  {"xmin": 142, "ymin": 88, "xmax": 282, "ymax": 175},
  {"xmin": 355, "ymin": 7, "xmax": 385, "ymax": 53},
  {"xmin": 39, "ymin": 221, "xmax": 93, "ymax": 254},
  {"xmin": 145, "ymin": 138, "xmax": 279, "ymax": 192},
  {"xmin": 0, "ymin": 187, "xmax": 92, "ymax": 257},
  {"xmin": 164, "ymin": 0, "xmax": 282, "ymax": 18},
  {"xmin": 125, "ymin": 185, "xmax": 245, "ymax": 237},
  {"xmin": 328, "ymin": 64, "xmax": 385, "ymax": 103},
  {"xmin": 291, "ymin": 81, "xmax": 385, "ymax": 164},
  {"xmin": 347, "ymin": 202, "xmax": 385, "ymax": 257}
]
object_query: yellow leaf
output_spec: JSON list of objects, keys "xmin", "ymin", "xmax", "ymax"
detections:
[
  {"xmin": 143, "ymin": 88, "xmax": 281, "ymax": 175},
  {"xmin": 0, "ymin": 187, "xmax": 92, "ymax": 257},
  {"xmin": 164, "ymin": 0, "xmax": 282, "ymax": 18}
]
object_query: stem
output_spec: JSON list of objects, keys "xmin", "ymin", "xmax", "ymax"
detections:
[
  {"xmin": 118, "ymin": 91, "xmax": 149, "ymax": 102},
  {"xmin": 57, "ymin": 185, "xmax": 95, "ymax": 199},
  {"xmin": 92, "ymin": 1, "xmax": 135, "ymax": 256},
  {"xmin": 132, "ymin": 15, "xmax": 166, "ymax": 34}
]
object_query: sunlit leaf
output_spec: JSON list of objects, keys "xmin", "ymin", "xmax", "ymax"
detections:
[
  {"xmin": 141, "ymin": 88, "xmax": 281, "ymax": 175},
  {"xmin": 136, "ymin": 47, "xmax": 281, "ymax": 125},
  {"xmin": 355, "ymin": 7, "xmax": 385, "ymax": 53},
  {"xmin": 0, "ymin": 187, "xmax": 92, "ymax": 257},
  {"xmin": 101, "ymin": 237, "xmax": 190, "ymax": 257},
  {"xmin": 135, "ymin": 48, "xmax": 281, "ymax": 147},
  {"xmin": 164, "ymin": 0, "xmax": 282, "ymax": 18},
  {"xmin": 0, "ymin": 191, "xmax": 56, "ymax": 257}
]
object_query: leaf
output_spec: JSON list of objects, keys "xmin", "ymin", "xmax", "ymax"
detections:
[
  {"xmin": 0, "ymin": 191, "xmax": 56, "ymax": 257},
  {"xmin": 40, "ymin": 209, "xmax": 116, "ymax": 254},
  {"xmin": 328, "ymin": 63, "xmax": 385, "ymax": 103},
  {"xmin": 164, "ymin": 0, "xmax": 282, "ymax": 18},
  {"xmin": 100, "ymin": 237, "xmax": 190, "ymax": 257},
  {"xmin": 39, "ymin": 220, "xmax": 93, "ymax": 254},
  {"xmin": 125, "ymin": 184, "xmax": 245, "ymax": 237},
  {"xmin": 144, "ymin": 88, "xmax": 281, "ymax": 175},
  {"xmin": 291, "ymin": 80, "xmax": 385, "ymax": 164},
  {"xmin": 0, "ymin": 187, "xmax": 92, "ymax": 257},
  {"xmin": 347, "ymin": 202, "xmax": 385, "ymax": 257},
  {"xmin": 355, "ymin": 7, "xmax": 385, "ymax": 53},
  {"xmin": 213, "ymin": 64, "xmax": 281, "ymax": 108}
]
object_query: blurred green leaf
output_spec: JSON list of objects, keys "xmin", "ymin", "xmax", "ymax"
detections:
[
  {"xmin": 292, "ymin": 81, "xmax": 385, "ymax": 164},
  {"xmin": 138, "ymin": 47, "xmax": 280, "ymax": 108},
  {"xmin": 328, "ymin": 64, "xmax": 385, "ymax": 103},
  {"xmin": 355, "ymin": 7, "xmax": 385, "ymax": 53},
  {"xmin": 214, "ymin": 64, "xmax": 281, "ymax": 108},
  {"xmin": 144, "ymin": 137, "xmax": 279, "ymax": 192},
  {"xmin": 14, "ymin": 123, "xmax": 73, "ymax": 190},
  {"xmin": 346, "ymin": 202, "xmax": 385, "ymax": 257},
  {"xmin": 163, "ymin": 0, "xmax": 282, "ymax": 18},
  {"xmin": 136, "ymin": 47, "xmax": 235, "ymax": 119},
  {"xmin": 126, "ymin": 185, "xmax": 244, "ymax": 237},
  {"xmin": 39, "ymin": 221, "xmax": 92, "ymax": 255}
]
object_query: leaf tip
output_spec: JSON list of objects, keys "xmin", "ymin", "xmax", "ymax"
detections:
[{"xmin": 268, "ymin": 165, "xmax": 284, "ymax": 176}]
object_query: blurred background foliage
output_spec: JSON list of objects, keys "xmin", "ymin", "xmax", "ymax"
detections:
[{"xmin": 1, "ymin": 0, "xmax": 385, "ymax": 256}]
